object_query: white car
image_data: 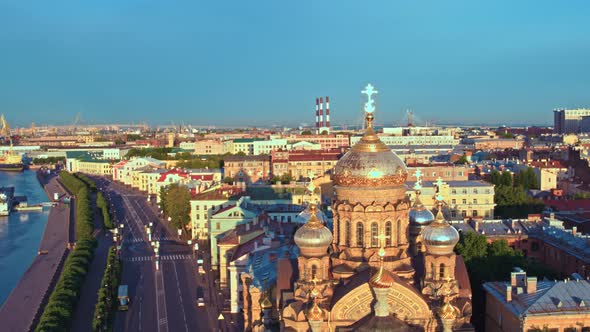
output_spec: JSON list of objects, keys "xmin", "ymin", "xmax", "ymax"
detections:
[
  {"xmin": 197, "ymin": 298, "xmax": 205, "ymax": 307},
  {"xmin": 198, "ymin": 266, "xmax": 205, "ymax": 274}
]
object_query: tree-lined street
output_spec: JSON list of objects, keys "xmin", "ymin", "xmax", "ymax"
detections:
[{"xmin": 93, "ymin": 178, "xmax": 213, "ymax": 332}]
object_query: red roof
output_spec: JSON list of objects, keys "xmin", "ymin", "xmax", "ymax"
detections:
[
  {"xmin": 157, "ymin": 169, "xmax": 189, "ymax": 182},
  {"xmin": 529, "ymin": 160, "xmax": 568, "ymax": 169},
  {"xmin": 288, "ymin": 154, "xmax": 340, "ymax": 162},
  {"xmin": 545, "ymin": 199, "xmax": 590, "ymax": 211},
  {"xmin": 230, "ymin": 234, "xmax": 266, "ymax": 262},
  {"xmin": 190, "ymin": 174, "xmax": 214, "ymax": 181}
]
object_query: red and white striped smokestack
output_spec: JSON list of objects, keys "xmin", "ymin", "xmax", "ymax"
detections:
[
  {"xmin": 315, "ymin": 98, "xmax": 320, "ymax": 128},
  {"xmin": 319, "ymin": 97, "xmax": 324, "ymax": 128},
  {"xmin": 325, "ymin": 96, "xmax": 330, "ymax": 127}
]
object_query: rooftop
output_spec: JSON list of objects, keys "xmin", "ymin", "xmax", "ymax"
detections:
[{"xmin": 484, "ymin": 279, "xmax": 590, "ymax": 317}]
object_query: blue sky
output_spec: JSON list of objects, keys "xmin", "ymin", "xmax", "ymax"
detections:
[{"xmin": 1, "ymin": 1, "xmax": 590, "ymax": 127}]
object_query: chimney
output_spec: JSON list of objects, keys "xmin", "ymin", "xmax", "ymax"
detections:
[
  {"xmin": 315, "ymin": 98, "xmax": 320, "ymax": 129},
  {"xmin": 325, "ymin": 96, "xmax": 330, "ymax": 127},
  {"xmin": 526, "ymin": 277, "xmax": 537, "ymax": 294},
  {"xmin": 505, "ymin": 286, "xmax": 512, "ymax": 302},
  {"xmin": 319, "ymin": 97, "xmax": 324, "ymax": 128}
]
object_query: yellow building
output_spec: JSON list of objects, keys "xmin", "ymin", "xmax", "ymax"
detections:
[
  {"xmin": 408, "ymin": 179, "xmax": 496, "ymax": 219},
  {"xmin": 65, "ymin": 151, "xmax": 113, "ymax": 176}
]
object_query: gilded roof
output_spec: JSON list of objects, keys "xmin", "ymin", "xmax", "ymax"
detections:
[
  {"xmin": 333, "ymin": 89, "xmax": 407, "ymax": 188},
  {"xmin": 294, "ymin": 204, "xmax": 333, "ymax": 254},
  {"xmin": 421, "ymin": 204, "xmax": 459, "ymax": 255}
]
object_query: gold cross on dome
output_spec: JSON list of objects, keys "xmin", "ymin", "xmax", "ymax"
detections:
[
  {"xmin": 435, "ymin": 177, "xmax": 445, "ymax": 190},
  {"xmin": 413, "ymin": 168, "xmax": 422, "ymax": 191},
  {"xmin": 374, "ymin": 231, "xmax": 390, "ymax": 257},
  {"xmin": 362, "ymin": 84, "xmax": 378, "ymax": 114}
]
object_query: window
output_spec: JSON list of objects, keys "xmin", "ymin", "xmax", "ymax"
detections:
[
  {"xmin": 462, "ymin": 199, "xmax": 467, "ymax": 205},
  {"xmin": 462, "ymin": 189, "xmax": 467, "ymax": 194},
  {"xmin": 451, "ymin": 189, "xmax": 457, "ymax": 194},
  {"xmin": 311, "ymin": 265, "xmax": 318, "ymax": 280},
  {"xmin": 396, "ymin": 220, "xmax": 402, "ymax": 246},
  {"xmin": 196, "ymin": 214, "xmax": 200, "ymax": 220},
  {"xmin": 473, "ymin": 189, "xmax": 478, "ymax": 194},
  {"xmin": 216, "ymin": 222, "xmax": 220, "ymax": 230},
  {"xmin": 462, "ymin": 210, "xmax": 467, "ymax": 217},
  {"xmin": 439, "ymin": 263, "xmax": 445, "ymax": 279},
  {"xmin": 473, "ymin": 199, "xmax": 477, "ymax": 204},
  {"xmin": 371, "ymin": 223, "xmax": 378, "ymax": 247},
  {"xmin": 451, "ymin": 199, "xmax": 456, "ymax": 205},
  {"xmin": 356, "ymin": 223, "xmax": 364, "ymax": 246},
  {"xmin": 473, "ymin": 210, "xmax": 478, "ymax": 217},
  {"xmin": 345, "ymin": 221, "xmax": 351, "ymax": 246},
  {"xmin": 451, "ymin": 211, "xmax": 457, "ymax": 218},
  {"xmin": 385, "ymin": 221, "xmax": 392, "ymax": 246}
]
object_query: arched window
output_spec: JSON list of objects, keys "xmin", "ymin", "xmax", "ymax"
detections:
[
  {"xmin": 439, "ymin": 263, "xmax": 446, "ymax": 279},
  {"xmin": 396, "ymin": 219, "xmax": 402, "ymax": 246},
  {"xmin": 356, "ymin": 222, "xmax": 364, "ymax": 247},
  {"xmin": 385, "ymin": 221, "xmax": 392, "ymax": 246},
  {"xmin": 311, "ymin": 265, "xmax": 318, "ymax": 280},
  {"xmin": 431, "ymin": 263, "xmax": 436, "ymax": 279},
  {"xmin": 345, "ymin": 221, "xmax": 351, "ymax": 247},
  {"xmin": 370, "ymin": 222, "xmax": 378, "ymax": 247}
]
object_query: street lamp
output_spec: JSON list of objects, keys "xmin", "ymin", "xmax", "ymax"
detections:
[
  {"xmin": 177, "ymin": 228, "xmax": 182, "ymax": 240},
  {"xmin": 168, "ymin": 216, "xmax": 172, "ymax": 222}
]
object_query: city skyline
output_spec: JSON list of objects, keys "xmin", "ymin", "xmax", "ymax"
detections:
[{"xmin": 2, "ymin": 1, "xmax": 590, "ymax": 127}]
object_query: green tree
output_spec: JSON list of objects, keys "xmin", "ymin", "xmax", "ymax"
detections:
[
  {"xmin": 454, "ymin": 155, "xmax": 469, "ymax": 165},
  {"xmin": 223, "ymin": 176, "xmax": 234, "ymax": 185},
  {"xmin": 489, "ymin": 169, "xmax": 502, "ymax": 186},
  {"xmin": 300, "ymin": 130, "xmax": 312, "ymax": 135},
  {"xmin": 454, "ymin": 231, "xmax": 488, "ymax": 262},
  {"xmin": 488, "ymin": 239, "xmax": 519, "ymax": 257},
  {"xmin": 279, "ymin": 173, "xmax": 293, "ymax": 184},
  {"xmin": 161, "ymin": 184, "xmax": 191, "ymax": 233},
  {"xmin": 500, "ymin": 171, "xmax": 513, "ymax": 187}
]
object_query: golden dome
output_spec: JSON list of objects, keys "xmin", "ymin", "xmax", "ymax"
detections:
[
  {"xmin": 439, "ymin": 300, "xmax": 460, "ymax": 320},
  {"xmin": 333, "ymin": 87, "xmax": 407, "ymax": 188},
  {"xmin": 421, "ymin": 203, "xmax": 459, "ymax": 256},
  {"xmin": 294, "ymin": 204, "xmax": 333, "ymax": 257},
  {"xmin": 307, "ymin": 300, "xmax": 324, "ymax": 321},
  {"xmin": 369, "ymin": 263, "xmax": 396, "ymax": 289}
]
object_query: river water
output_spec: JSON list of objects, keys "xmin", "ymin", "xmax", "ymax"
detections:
[{"xmin": 0, "ymin": 170, "xmax": 50, "ymax": 305}]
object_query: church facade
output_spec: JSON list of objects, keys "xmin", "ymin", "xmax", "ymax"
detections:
[{"xmin": 245, "ymin": 84, "xmax": 473, "ymax": 332}]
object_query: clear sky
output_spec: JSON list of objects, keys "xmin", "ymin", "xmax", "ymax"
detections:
[{"xmin": 2, "ymin": 1, "xmax": 590, "ymax": 127}]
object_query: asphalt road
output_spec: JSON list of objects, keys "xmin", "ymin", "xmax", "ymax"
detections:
[{"xmin": 95, "ymin": 178, "xmax": 213, "ymax": 332}]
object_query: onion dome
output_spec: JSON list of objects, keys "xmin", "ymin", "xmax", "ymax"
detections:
[
  {"xmin": 409, "ymin": 193, "xmax": 435, "ymax": 228},
  {"xmin": 421, "ymin": 201, "xmax": 459, "ymax": 256},
  {"xmin": 260, "ymin": 296, "xmax": 272, "ymax": 310},
  {"xmin": 439, "ymin": 298, "xmax": 460, "ymax": 320},
  {"xmin": 369, "ymin": 263, "xmax": 396, "ymax": 289},
  {"xmin": 333, "ymin": 84, "xmax": 407, "ymax": 188},
  {"xmin": 294, "ymin": 204, "xmax": 333, "ymax": 257},
  {"xmin": 369, "ymin": 247, "xmax": 396, "ymax": 289},
  {"xmin": 307, "ymin": 300, "xmax": 324, "ymax": 321}
]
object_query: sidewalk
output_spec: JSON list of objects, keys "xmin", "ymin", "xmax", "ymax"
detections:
[{"xmin": 0, "ymin": 174, "xmax": 71, "ymax": 332}]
